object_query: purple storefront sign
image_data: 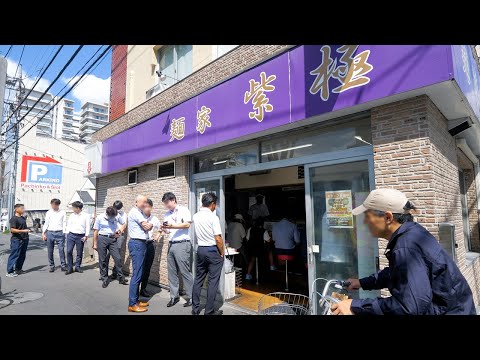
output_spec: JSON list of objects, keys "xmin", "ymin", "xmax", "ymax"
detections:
[
  {"xmin": 451, "ymin": 45, "xmax": 480, "ymax": 120},
  {"xmin": 103, "ymin": 45, "xmax": 456, "ymax": 174}
]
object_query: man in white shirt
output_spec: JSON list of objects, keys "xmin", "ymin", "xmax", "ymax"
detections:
[
  {"xmin": 105, "ymin": 200, "xmax": 128, "ymax": 280},
  {"xmin": 42, "ymin": 198, "xmax": 67, "ymax": 273},
  {"xmin": 191, "ymin": 192, "xmax": 224, "ymax": 315},
  {"xmin": 161, "ymin": 192, "xmax": 194, "ymax": 308},
  {"xmin": 93, "ymin": 206, "xmax": 128, "ymax": 289},
  {"xmin": 248, "ymin": 195, "xmax": 270, "ymax": 221},
  {"xmin": 140, "ymin": 198, "xmax": 161, "ymax": 298},
  {"xmin": 127, "ymin": 195, "xmax": 153, "ymax": 313},
  {"xmin": 65, "ymin": 201, "xmax": 90, "ymax": 275}
]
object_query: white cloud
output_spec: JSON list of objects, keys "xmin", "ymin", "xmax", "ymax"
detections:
[
  {"xmin": 5, "ymin": 58, "xmax": 50, "ymax": 92},
  {"xmin": 66, "ymin": 74, "xmax": 110, "ymax": 106}
]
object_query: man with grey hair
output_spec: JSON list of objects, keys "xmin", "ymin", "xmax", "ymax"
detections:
[
  {"xmin": 127, "ymin": 195, "xmax": 153, "ymax": 313},
  {"xmin": 331, "ymin": 188, "xmax": 475, "ymax": 315}
]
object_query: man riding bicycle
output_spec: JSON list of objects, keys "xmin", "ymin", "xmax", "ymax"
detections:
[{"xmin": 331, "ymin": 189, "xmax": 476, "ymax": 315}]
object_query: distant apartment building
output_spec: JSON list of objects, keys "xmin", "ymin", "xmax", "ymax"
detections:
[
  {"xmin": 15, "ymin": 88, "xmax": 109, "ymax": 144},
  {"xmin": 20, "ymin": 88, "xmax": 56, "ymax": 137},
  {"xmin": 54, "ymin": 98, "xmax": 79, "ymax": 142},
  {"xmin": 79, "ymin": 102, "xmax": 109, "ymax": 143}
]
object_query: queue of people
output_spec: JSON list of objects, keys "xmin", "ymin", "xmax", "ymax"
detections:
[
  {"xmin": 5, "ymin": 191, "xmax": 223, "ymax": 315},
  {"xmin": 5, "ymin": 187, "xmax": 476, "ymax": 315},
  {"xmin": 226, "ymin": 195, "xmax": 302, "ymax": 283}
]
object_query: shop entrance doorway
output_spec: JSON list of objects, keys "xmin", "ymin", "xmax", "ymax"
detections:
[{"xmin": 223, "ymin": 165, "xmax": 309, "ymax": 309}]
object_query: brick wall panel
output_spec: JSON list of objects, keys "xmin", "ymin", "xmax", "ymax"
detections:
[
  {"xmin": 372, "ymin": 95, "xmax": 480, "ymax": 305},
  {"xmin": 109, "ymin": 45, "xmax": 128, "ymax": 122},
  {"xmin": 96, "ymin": 156, "xmax": 190, "ymax": 288}
]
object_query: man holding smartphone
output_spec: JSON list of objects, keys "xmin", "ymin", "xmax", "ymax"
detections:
[
  {"xmin": 161, "ymin": 192, "xmax": 194, "ymax": 308},
  {"xmin": 140, "ymin": 199, "xmax": 161, "ymax": 297}
]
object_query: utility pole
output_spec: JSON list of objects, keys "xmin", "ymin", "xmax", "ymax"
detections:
[{"xmin": 5, "ymin": 67, "xmax": 24, "ymax": 227}]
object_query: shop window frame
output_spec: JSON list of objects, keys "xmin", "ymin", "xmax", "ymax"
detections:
[
  {"xmin": 127, "ymin": 169, "xmax": 138, "ymax": 186},
  {"xmin": 157, "ymin": 160, "xmax": 176, "ymax": 180}
]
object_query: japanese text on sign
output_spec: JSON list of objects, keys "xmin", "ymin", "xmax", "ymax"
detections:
[
  {"xmin": 310, "ymin": 45, "xmax": 373, "ymax": 101},
  {"xmin": 244, "ymin": 71, "xmax": 276, "ymax": 122},
  {"xmin": 196, "ymin": 105, "xmax": 212, "ymax": 134},
  {"xmin": 169, "ymin": 117, "xmax": 186, "ymax": 142}
]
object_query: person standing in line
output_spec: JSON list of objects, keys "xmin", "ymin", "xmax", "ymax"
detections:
[
  {"xmin": 271, "ymin": 215, "xmax": 300, "ymax": 256},
  {"xmin": 127, "ymin": 195, "xmax": 153, "ymax": 313},
  {"xmin": 6, "ymin": 204, "xmax": 31, "ymax": 277},
  {"xmin": 161, "ymin": 192, "xmax": 194, "ymax": 308},
  {"xmin": 103, "ymin": 200, "xmax": 128, "ymax": 281},
  {"xmin": 140, "ymin": 198, "xmax": 161, "ymax": 298},
  {"xmin": 248, "ymin": 195, "xmax": 270, "ymax": 221},
  {"xmin": 191, "ymin": 192, "xmax": 224, "ymax": 315},
  {"xmin": 226, "ymin": 214, "xmax": 247, "ymax": 269},
  {"xmin": 93, "ymin": 206, "xmax": 128, "ymax": 288},
  {"xmin": 42, "ymin": 199, "xmax": 67, "ymax": 273},
  {"xmin": 65, "ymin": 201, "xmax": 90, "ymax": 275},
  {"xmin": 245, "ymin": 217, "xmax": 270, "ymax": 281}
]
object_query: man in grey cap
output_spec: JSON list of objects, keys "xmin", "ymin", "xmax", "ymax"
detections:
[{"xmin": 331, "ymin": 188, "xmax": 475, "ymax": 315}]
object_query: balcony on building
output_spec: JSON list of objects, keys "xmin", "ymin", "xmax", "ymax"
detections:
[{"xmin": 64, "ymin": 100, "xmax": 74, "ymax": 109}]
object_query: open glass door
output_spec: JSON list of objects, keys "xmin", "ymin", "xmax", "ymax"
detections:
[
  {"xmin": 193, "ymin": 178, "xmax": 224, "ymax": 234},
  {"xmin": 305, "ymin": 158, "xmax": 379, "ymax": 314}
]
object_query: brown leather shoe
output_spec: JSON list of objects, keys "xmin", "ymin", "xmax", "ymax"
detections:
[
  {"xmin": 128, "ymin": 305, "xmax": 148, "ymax": 313},
  {"xmin": 138, "ymin": 301, "xmax": 149, "ymax": 307}
]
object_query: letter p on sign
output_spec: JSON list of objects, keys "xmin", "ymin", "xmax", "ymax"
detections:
[{"xmin": 31, "ymin": 164, "xmax": 48, "ymax": 181}]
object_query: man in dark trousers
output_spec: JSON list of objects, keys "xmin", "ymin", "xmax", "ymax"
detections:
[
  {"xmin": 105, "ymin": 200, "xmax": 127, "ymax": 281},
  {"xmin": 140, "ymin": 199, "xmax": 161, "ymax": 297},
  {"xmin": 127, "ymin": 195, "xmax": 153, "ymax": 313},
  {"xmin": 331, "ymin": 188, "xmax": 476, "ymax": 315},
  {"xmin": 93, "ymin": 206, "xmax": 128, "ymax": 289},
  {"xmin": 191, "ymin": 192, "xmax": 224, "ymax": 315},
  {"xmin": 6, "ymin": 204, "xmax": 31, "ymax": 277}
]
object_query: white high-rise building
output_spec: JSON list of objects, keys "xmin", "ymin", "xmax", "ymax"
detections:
[
  {"xmin": 17, "ymin": 89, "xmax": 109, "ymax": 144},
  {"xmin": 79, "ymin": 102, "xmax": 109, "ymax": 143},
  {"xmin": 54, "ymin": 98, "xmax": 79, "ymax": 142},
  {"xmin": 20, "ymin": 88, "xmax": 56, "ymax": 138}
]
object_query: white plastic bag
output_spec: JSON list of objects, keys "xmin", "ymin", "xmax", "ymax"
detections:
[{"xmin": 224, "ymin": 257, "xmax": 234, "ymax": 274}]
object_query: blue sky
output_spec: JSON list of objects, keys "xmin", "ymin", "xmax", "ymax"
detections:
[{"xmin": 0, "ymin": 45, "xmax": 112, "ymax": 112}]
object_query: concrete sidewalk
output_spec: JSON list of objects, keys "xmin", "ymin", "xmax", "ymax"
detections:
[{"xmin": 0, "ymin": 233, "xmax": 247, "ymax": 315}]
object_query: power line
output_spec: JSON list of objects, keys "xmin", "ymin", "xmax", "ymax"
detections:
[
  {"xmin": 7, "ymin": 46, "xmax": 106, "ymax": 155},
  {"xmin": 5, "ymin": 45, "xmax": 102, "ymax": 137},
  {"xmin": 35, "ymin": 128, "xmax": 85, "ymax": 155},
  {"xmin": 1, "ymin": 45, "xmax": 83, "ymax": 136},
  {"xmin": 20, "ymin": 142, "xmax": 84, "ymax": 166},
  {"xmin": 1, "ymin": 46, "xmax": 112, "ymax": 154},
  {"xmin": 2, "ymin": 46, "xmax": 64, "ymax": 128},
  {"xmin": 28, "ymin": 45, "xmax": 52, "ymax": 78},
  {"xmin": 12, "ymin": 45, "xmax": 25, "ymax": 78},
  {"xmin": 4, "ymin": 45, "xmax": 13, "ymax": 57}
]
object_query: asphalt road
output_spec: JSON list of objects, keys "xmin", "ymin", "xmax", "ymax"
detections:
[{"xmin": 0, "ymin": 233, "xmax": 247, "ymax": 315}]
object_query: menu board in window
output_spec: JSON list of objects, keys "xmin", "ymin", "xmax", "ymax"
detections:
[{"xmin": 325, "ymin": 190, "xmax": 353, "ymax": 228}]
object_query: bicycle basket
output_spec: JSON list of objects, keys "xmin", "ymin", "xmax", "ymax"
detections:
[{"xmin": 258, "ymin": 292, "xmax": 310, "ymax": 315}]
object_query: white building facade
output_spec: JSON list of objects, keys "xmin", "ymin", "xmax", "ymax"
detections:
[{"xmin": 79, "ymin": 102, "xmax": 109, "ymax": 143}]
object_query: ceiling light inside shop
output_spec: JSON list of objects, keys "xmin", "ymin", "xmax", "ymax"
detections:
[
  {"xmin": 213, "ymin": 160, "xmax": 228, "ymax": 165},
  {"xmin": 261, "ymin": 144, "xmax": 313, "ymax": 156}
]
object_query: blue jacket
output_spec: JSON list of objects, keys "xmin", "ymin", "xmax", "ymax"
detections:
[{"xmin": 350, "ymin": 222, "xmax": 476, "ymax": 315}]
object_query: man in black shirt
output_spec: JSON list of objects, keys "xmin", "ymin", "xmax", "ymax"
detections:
[{"xmin": 6, "ymin": 204, "xmax": 31, "ymax": 277}]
